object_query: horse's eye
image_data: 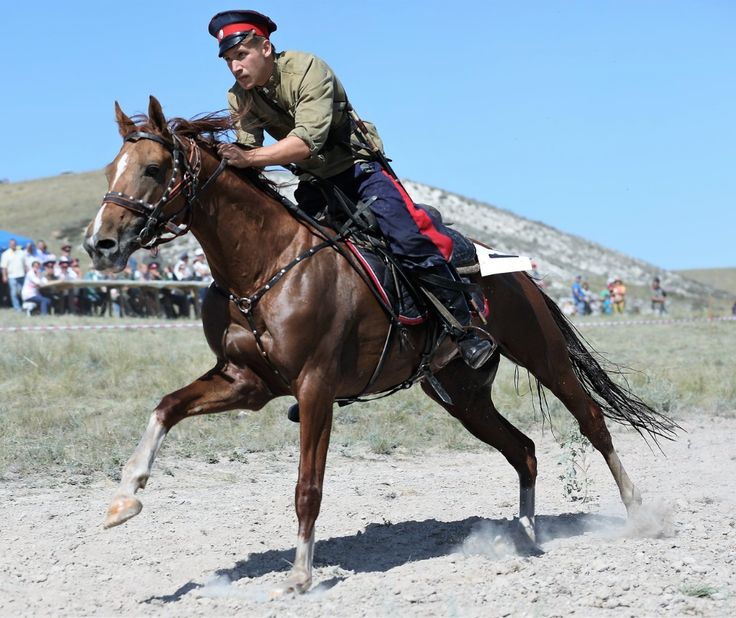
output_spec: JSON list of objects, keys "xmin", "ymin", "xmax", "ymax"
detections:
[{"xmin": 144, "ymin": 164, "xmax": 161, "ymax": 178}]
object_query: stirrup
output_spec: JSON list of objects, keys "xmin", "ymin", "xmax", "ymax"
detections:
[{"xmin": 457, "ymin": 332, "xmax": 496, "ymax": 369}]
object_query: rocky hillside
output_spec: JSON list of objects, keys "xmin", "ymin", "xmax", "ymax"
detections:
[{"xmin": 1, "ymin": 168, "xmax": 727, "ymax": 305}]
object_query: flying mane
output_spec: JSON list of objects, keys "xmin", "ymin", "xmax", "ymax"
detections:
[{"xmin": 127, "ymin": 111, "xmax": 277, "ymax": 192}]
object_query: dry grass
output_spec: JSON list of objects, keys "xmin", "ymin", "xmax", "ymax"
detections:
[{"xmin": 1, "ymin": 309, "xmax": 734, "ymax": 483}]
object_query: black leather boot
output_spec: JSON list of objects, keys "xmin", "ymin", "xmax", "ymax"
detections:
[
  {"xmin": 420, "ymin": 265, "xmax": 495, "ymax": 370},
  {"xmin": 456, "ymin": 331, "xmax": 495, "ymax": 369}
]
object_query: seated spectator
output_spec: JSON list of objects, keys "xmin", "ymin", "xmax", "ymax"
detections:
[
  {"xmin": 651, "ymin": 276, "xmax": 667, "ymax": 315},
  {"xmin": 82, "ymin": 266, "xmax": 108, "ymax": 315},
  {"xmin": 57, "ymin": 256, "xmax": 80, "ymax": 314},
  {"xmin": 21, "ymin": 260, "xmax": 51, "ymax": 315},
  {"xmin": 192, "ymin": 249, "xmax": 212, "ymax": 303},
  {"xmin": 42, "ymin": 257, "xmax": 65, "ymax": 315},
  {"xmin": 129, "ymin": 262, "xmax": 159, "ymax": 317},
  {"xmin": 611, "ymin": 277, "xmax": 626, "ymax": 314},
  {"xmin": 173, "ymin": 252, "xmax": 193, "ymax": 281},
  {"xmin": 149, "ymin": 261, "xmax": 177, "ymax": 319},
  {"xmin": 170, "ymin": 252, "xmax": 193, "ymax": 318}
]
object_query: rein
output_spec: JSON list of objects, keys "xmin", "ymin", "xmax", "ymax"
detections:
[{"xmin": 101, "ymin": 131, "xmax": 227, "ymax": 249}]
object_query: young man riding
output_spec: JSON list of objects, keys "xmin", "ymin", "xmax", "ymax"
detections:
[{"xmin": 208, "ymin": 10, "xmax": 493, "ymax": 369}]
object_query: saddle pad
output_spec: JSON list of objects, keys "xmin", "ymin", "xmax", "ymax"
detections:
[
  {"xmin": 346, "ymin": 235, "xmax": 489, "ymax": 327},
  {"xmin": 346, "ymin": 241, "xmax": 427, "ymax": 325}
]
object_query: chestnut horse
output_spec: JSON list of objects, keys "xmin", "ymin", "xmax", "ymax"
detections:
[{"xmin": 84, "ymin": 97, "xmax": 676, "ymax": 595}]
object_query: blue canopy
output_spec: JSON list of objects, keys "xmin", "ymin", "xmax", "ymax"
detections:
[{"xmin": 0, "ymin": 229, "xmax": 34, "ymax": 251}]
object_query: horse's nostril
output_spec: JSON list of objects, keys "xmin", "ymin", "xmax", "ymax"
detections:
[{"xmin": 96, "ymin": 238, "xmax": 117, "ymax": 251}]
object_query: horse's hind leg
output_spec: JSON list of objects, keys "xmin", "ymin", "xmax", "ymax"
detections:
[
  {"xmin": 422, "ymin": 356, "xmax": 540, "ymax": 548},
  {"xmin": 546, "ymin": 373, "xmax": 642, "ymax": 512},
  {"xmin": 104, "ymin": 362, "xmax": 272, "ymax": 529}
]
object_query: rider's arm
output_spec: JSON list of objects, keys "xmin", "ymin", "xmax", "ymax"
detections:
[{"xmin": 219, "ymin": 135, "xmax": 310, "ymax": 168}]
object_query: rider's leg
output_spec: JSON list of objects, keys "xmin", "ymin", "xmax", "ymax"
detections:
[
  {"xmin": 352, "ymin": 164, "xmax": 494, "ymax": 369},
  {"xmin": 417, "ymin": 263, "xmax": 495, "ymax": 369}
]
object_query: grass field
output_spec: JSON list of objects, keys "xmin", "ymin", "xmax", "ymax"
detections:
[
  {"xmin": 1, "ymin": 310, "xmax": 734, "ymax": 482},
  {"xmin": 677, "ymin": 267, "xmax": 736, "ymax": 295}
]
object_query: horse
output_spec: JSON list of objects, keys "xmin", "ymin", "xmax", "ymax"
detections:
[{"xmin": 84, "ymin": 96, "xmax": 677, "ymax": 595}]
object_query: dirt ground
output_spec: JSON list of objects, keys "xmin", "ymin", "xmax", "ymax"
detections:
[{"xmin": 1, "ymin": 415, "xmax": 734, "ymax": 617}]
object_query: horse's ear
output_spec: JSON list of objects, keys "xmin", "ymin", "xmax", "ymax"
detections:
[
  {"xmin": 114, "ymin": 101, "xmax": 136, "ymax": 138},
  {"xmin": 147, "ymin": 96, "xmax": 170, "ymax": 136}
]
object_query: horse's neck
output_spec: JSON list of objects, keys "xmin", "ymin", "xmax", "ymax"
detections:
[{"xmin": 190, "ymin": 157, "xmax": 302, "ymax": 292}]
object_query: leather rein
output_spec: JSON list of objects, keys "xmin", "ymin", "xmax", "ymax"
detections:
[{"xmin": 101, "ymin": 130, "xmax": 227, "ymax": 249}]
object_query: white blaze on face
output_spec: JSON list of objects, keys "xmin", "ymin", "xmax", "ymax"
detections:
[
  {"xmin": 111, "ymin": 152, "xmax": 130, "ymax": 187},
  {"xmin": 92, "ymin": 152, "xmax": 130, "ymax": 243}
]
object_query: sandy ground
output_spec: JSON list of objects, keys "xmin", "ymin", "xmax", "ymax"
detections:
[{"xmin": 1, "ymin": 415, "xmax": 734, "ymax": 617}]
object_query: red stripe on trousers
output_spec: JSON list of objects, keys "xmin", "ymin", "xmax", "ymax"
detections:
[{"xmin": 381, "ymin": 170, "xmax": 453, "ymax": 261}]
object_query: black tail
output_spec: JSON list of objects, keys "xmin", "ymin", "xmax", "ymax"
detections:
[{"xmin": 538, "ymin": 286, "xmax": 679, "ymax": 444}]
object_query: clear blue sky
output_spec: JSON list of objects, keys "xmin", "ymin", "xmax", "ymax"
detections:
[{"xmin": 1, "ymin": 1, "xmax": 733, "ymax": 270}]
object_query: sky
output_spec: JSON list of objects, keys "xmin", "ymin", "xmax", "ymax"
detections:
[{"xmin": 0, "ymin": 1, "xmax": 733, "ymax": 270}]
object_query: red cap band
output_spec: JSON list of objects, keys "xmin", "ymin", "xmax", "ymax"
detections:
[{"xmin": 217, "ymin": 22, "xmax": 267, "ymax": 41}]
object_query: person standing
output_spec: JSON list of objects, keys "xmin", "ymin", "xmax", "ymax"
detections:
[
  {"xmin": 1, "ymin": 238, "xmax": 27, "ymax": 312},
  {"xmin": 571, "ymin": 275, "xmax": 587, "ymax": 315},
  {"xmin": 650, "ymin": 276, "xmax": 667, "ymax": 315},
  {"xmin": 208, "ymin": 9, "xmax": 493, "ymax": 369},
  {"xmin": 612, "ymin": 277, "xmax": 627, "ymax": 314}
]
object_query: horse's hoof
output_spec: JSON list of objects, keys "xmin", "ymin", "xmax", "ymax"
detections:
[
  {"xmin": 512, "ymin": 516, "xmax": 544, "ymax": 556},
  {"xmin": 103, "ymin": 496, "xmax": 143, "ymax": 528},
  {"xmin": 270, "ymin": 572, "xmax": 311, "ymax": 598}
]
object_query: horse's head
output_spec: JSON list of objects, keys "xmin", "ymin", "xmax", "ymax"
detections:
[{"xmin": 84, "ymin": 96, "xmax": 190, "ymax": 271}]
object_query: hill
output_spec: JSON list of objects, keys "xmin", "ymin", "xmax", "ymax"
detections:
[
  {"xmin": 675, "ymin": 268, "xmax": 736, "ymax": 295},
  {"xmin": 1, "ymin": 169, "xmax": 730, "ymax": 312}
]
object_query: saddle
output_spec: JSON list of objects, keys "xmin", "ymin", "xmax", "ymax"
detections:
[
  {"xmin": 312, "ymin": 180, "xmax": 488, "ymax": 327},
  {"xmin": 345, "ymin": 222, "xmax": 488, "ymax": 326},
  {"xmin": 264, "ymin": 175, "xmax": 490, "ymax": 407}
]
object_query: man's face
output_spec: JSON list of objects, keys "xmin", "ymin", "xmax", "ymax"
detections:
[
  {"xmin": 223, "ymin": 39, "xmax": 273, "ymax": 90},
  {"xmin": 9, "ymin": 239, "xmax": 16, "ymax": 250}
]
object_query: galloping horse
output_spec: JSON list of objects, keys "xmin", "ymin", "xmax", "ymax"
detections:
[{"xmin": 84, "ymin": 97, "xmax": 676, "ymax": 595}]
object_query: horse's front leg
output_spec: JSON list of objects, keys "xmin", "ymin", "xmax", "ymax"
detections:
[
  {"xmin": 104, "ymin": 363, "xmax": 271, "ymax": 529},
  {"xmin": 272, "ymin": 377, "xmax": 334, "ymax": 596}
]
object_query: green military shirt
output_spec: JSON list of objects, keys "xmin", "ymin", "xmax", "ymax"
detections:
[{"xmin": 227, "ymin": 50, "xmax": 383, "ymax": 179}]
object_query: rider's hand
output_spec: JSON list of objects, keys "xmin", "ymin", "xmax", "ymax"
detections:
[{"xmin": 217, "ymin": 143, "xmax": 253, "ymax": 168}]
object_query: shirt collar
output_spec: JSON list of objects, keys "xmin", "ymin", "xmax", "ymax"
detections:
[{"xmin": 258, "ymin": 52, "xmax": 282, "ymax": 95}]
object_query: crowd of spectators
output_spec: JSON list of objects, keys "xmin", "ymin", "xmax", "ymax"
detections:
[
  {"xmin": 1, "ymin": 239, "xmax": 211, "ymax": 319},
  {"xmin": 564, "ymin": 273, "xmax": 666, "ymax": 317}
]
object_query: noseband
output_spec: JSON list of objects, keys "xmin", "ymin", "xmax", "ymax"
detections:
[{"xmin": 101, "ymin": 130, "xmax": 226, "ymax": 248}]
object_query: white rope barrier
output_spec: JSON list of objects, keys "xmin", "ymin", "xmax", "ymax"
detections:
[
  {"xmin": 574, "ymin": 316, "xmax": 736, "ymax": 328},
  {"xmin": 0, "ymin": 322, "xmax": 201, "ymax": 333},
  {"xmin": 0, "ymin": 315, "xmax": 733, "ymax": 334}
]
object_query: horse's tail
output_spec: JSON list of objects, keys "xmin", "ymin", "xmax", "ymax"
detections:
[{"xmin": 537, "ymin": 283, "xmax": 679, "ymax": 444}]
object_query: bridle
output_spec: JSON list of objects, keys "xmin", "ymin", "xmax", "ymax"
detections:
[{"xmin": 101, "ymin": 130, "xmax": 227, "ymax": 248}]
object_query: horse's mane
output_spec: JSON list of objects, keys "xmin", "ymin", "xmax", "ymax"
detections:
[{"xmin": 129, "ymin": 111, "xmax": 277, "ymax": 191}]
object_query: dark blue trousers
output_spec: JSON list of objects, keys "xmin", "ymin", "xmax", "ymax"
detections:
[{"xmin": 295, "ymin": 162, "xmax": 454, "ymax": 272}]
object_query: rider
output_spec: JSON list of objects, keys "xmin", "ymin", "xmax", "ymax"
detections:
[{"xmin": 208, "ymin": 10, "xmax": 494, "ymax": 369}]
